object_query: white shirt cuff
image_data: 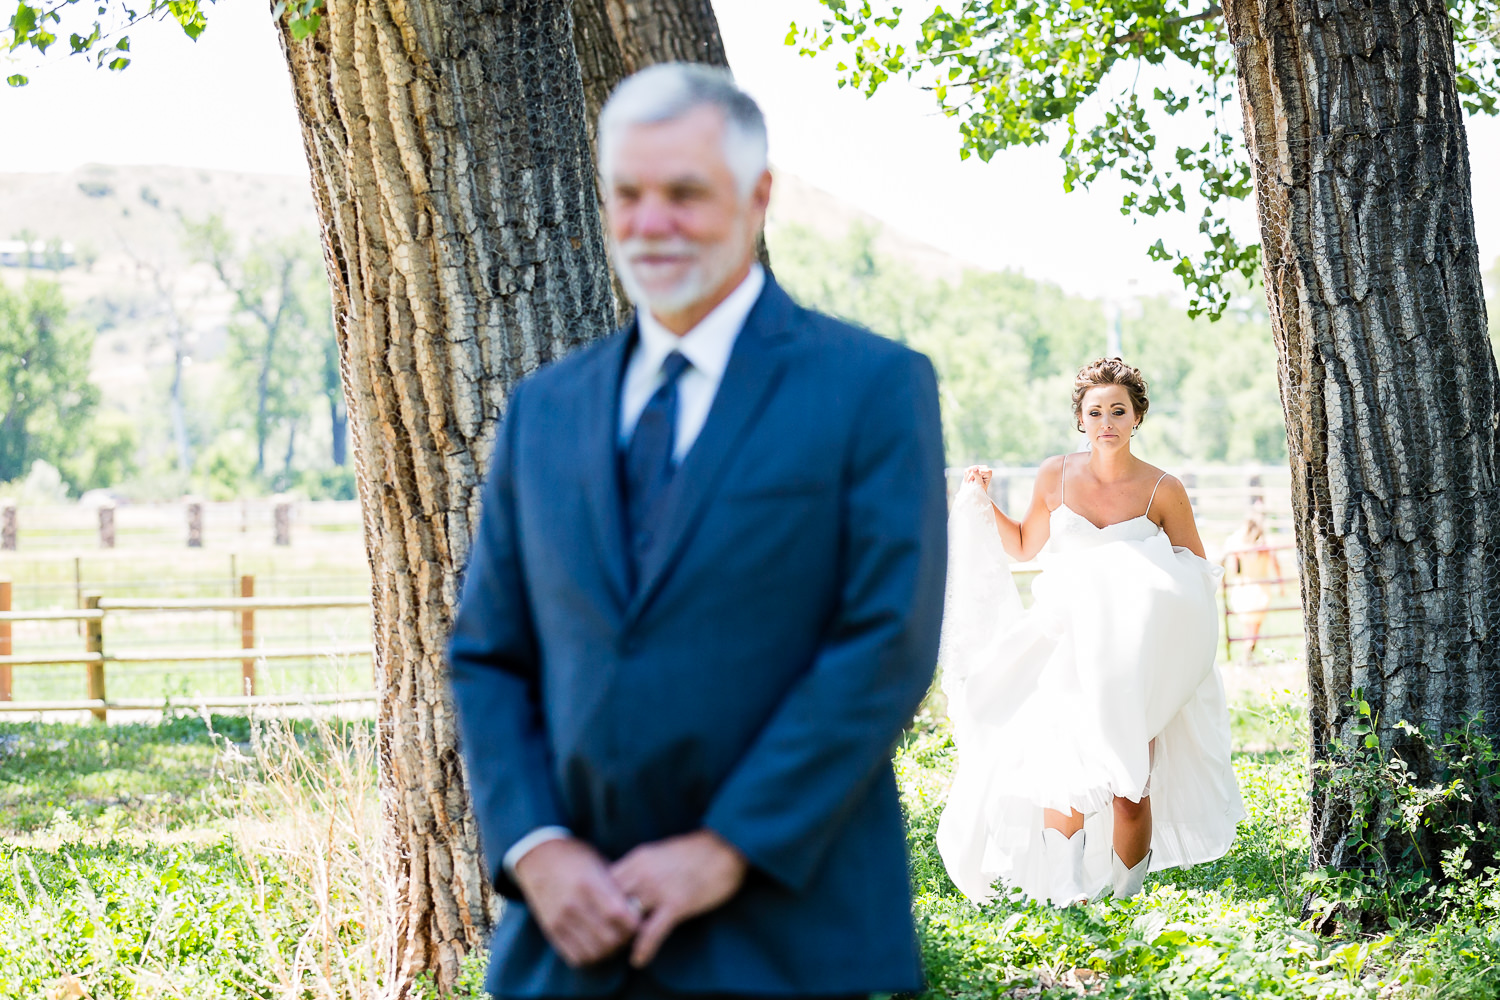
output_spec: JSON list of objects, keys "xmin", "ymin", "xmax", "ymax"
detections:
[{"xmin": 503, "ymin": 826, "xmax": 573, "ymax": 879}]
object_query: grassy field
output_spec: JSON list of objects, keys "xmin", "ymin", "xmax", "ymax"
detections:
[
  {"xmin": 3, "ymin": 687, "xmax": 1498, "ymax": 999},
  {"xmin": 901, "ymin": 693, "xmax": 1500, "ymax": 998}
]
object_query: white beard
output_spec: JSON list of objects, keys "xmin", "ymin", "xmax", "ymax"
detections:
[{"xmin": 610, "ymin": 219, "xmax": 751, "ymax": 317}]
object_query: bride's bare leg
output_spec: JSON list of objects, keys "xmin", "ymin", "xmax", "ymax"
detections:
[
  {"xmin": 1044, "ymin": 808, "xmax": 1084, "ymax": 836},
  {"xmin": 1112, "ymin": 795, "xmax": 1152, "ymax": 867}
]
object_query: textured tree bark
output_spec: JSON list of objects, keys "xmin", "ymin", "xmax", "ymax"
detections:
[
  {"xmin": 573, "ymin": 0, "xmax": 729, "ymax": 147},
  {"xmin": 273, "ymin": 0, "xmax": 615, "ymax": 987},
  {"xmin": 1222, "ymin": 0, "xmax": 1499, "ymax": 872}
]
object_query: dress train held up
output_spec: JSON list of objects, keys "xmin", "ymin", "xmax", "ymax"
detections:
[{"xmin": 937, "ymin": 476, "xmax": 1244, "ymax": 903}]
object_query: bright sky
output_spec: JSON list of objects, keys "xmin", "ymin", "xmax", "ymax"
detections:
[{"xmin": 2, "ymin": 0, "xmax": 1497, "ymax": 299}]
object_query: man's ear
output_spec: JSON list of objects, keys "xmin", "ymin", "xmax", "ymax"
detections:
[{"xmin": 751, "ymin": 169, "xmax": 773, "ymax": 215}]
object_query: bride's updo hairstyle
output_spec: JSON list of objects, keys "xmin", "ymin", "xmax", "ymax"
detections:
[{"xmin": 1072, "ymin": 357, "xmax": 1150, "ymax": 433}]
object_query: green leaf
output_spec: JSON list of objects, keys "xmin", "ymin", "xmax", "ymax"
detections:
[
  {"xmin": 5, "ymin": 73, "xmax": 28, "ymax": 87},
  {"xmin": 12, "ymin": 2, "xmax": 38, "ymax": 37},
  {"xmin": 288, "ymin": 13, "xmax": 321, "ymax": 40},
  {"xmin": 168, "ymin": 0, "xmax": 209, "ymax": 40}
]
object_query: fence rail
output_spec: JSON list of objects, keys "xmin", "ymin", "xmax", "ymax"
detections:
[
  {"xmin": 0, "ymin": 575, "xmax": 372, "ymax": 721},
  {"xmin": 0, "ymin": 691, "xmax": 376, "ymax": 715},
  {"xmin": 0, "ymin": 497, "xmax": 364, "ymax": 551},
  {"xmin": 1220, "ymin": 544, "xmax": 1303, "ymax": 658}
]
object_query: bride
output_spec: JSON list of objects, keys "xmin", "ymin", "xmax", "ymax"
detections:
[{"xmin": 937, "ymin": 358, "xmax": 1243, "ymax": 906}]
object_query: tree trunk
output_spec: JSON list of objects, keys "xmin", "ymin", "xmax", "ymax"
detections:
[
  {"xmin": 1223, "ymin": 0, "xmax": 1500, "ymax": 873},
  {"xmin": 254, "ymin": 322, "xmax": 275, "ymax": 476},
  {"xmin": 330, "ymin": 390, "xmax": 348, "ymax": 467},
  {"xmin": 573, "ymin": 0, "xmax": 729, "ymax": 150},
  {"xmin": 170, "ymin": 336, "xmax": 192, "ymax": 474},
  {"xmin": 283, "ymin": 419, "xmax": 297, "ymax": 476},
  {"xmin": 274, "ymin": 0, "xmax": 615, "ymax": 988}
]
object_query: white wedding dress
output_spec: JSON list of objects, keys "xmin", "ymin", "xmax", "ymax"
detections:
[{"xmin": 936, "ymin": 471, "xmax": 1244, "ymax": 904}]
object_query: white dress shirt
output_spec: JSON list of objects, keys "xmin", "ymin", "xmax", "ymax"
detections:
[
  {"xmin": 618, "ymin": 263, "xmax": 766, "ymax": 460},
  {"xmin": 501, "ymin": 263, "xmax": 767, "ymax": 881}
]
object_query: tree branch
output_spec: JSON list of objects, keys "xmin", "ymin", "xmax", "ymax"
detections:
[{"xmin": 1110, "ymin": 6, "xmax": 1221, "ymax": 47}]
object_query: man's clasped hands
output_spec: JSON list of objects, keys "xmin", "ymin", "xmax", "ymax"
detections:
[{"xmin": 513, "ymin": 830, "xmax": 748, "ymax": 969}]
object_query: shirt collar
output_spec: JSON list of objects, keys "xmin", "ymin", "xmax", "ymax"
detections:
[{"xmin": 635, "ymin": 263, "xmax": 766, "ymax": 380}]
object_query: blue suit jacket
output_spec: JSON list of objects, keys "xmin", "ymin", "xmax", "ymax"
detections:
[{"xmin": 448, "ymin": 277, "xmax": 947, "ymax": 997}]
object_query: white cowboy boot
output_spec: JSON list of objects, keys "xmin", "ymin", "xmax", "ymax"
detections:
[
  {"xmin": 1041, "ymin": 828, "xmax": 1088, "ymax": 905},
  {"xmin": 1111, "ymin": 849, "xmax": 1152, "ymax": 900}
]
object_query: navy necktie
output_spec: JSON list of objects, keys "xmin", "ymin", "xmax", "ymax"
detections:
[{"xmin": 624, "ymin": 351, "xmax": 692, "ymax": 578}]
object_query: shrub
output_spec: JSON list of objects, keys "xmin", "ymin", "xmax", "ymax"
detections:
[{"xmin": 1309, "ymin": 697, "xmax": 1500, "ymax": 929}]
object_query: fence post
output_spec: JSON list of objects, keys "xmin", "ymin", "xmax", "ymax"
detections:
[
  {"xmin": 273, "ymin": 495, "xmax": 292, "ymax": 546},
  {"xmin": 240, "ymin": 574, "xmax": 256, "ymax": 696},
  {"xmin": 186, "ymin": 496, "xmax": 204, "ymax": 548},
  {"xmin": 99, "ymin": 501, "xmax": 116, "ymax": 549},
  {"xmin": 85, "ymin": 593, "xmax": 105, "ymax": 723},
  {"xmin": 1222, "ymin": 574, "xmax": 1233, "ymax": 662},
  {"xmin": 0, "ymin": 579, "xmax": 11, "ymax": 701},
  {"xmin": 1, "ymin": 499, "xmax": 15, "ymax": 550}
]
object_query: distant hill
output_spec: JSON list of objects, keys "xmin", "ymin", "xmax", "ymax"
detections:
[
  {"xmin": 0, "ymin": 166, "xmax": 328, "ymax": 431},
  {"xmin": 0, "ymin": 163, "xmax": 980, "ymax": 426},
  {"xmin": 0, "ymin": 162, "xmax": 971, "ymax": 286},
  {"xmin": 0, "ymin": 164, "xmax": 319, "ymax": 265}
]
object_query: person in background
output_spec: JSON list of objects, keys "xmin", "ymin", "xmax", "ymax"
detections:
[
  {"xmin": 938, "ymin": 358, "xmax": 1243, "ymax": 907},
  {"xmin": 1221, "ymin": 512, "xmax": 1284, "ymax": 659}
]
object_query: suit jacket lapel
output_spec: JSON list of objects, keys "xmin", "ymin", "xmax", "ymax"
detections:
[
  {"xmin": 582, "ymin": 328, "xmax": 634, "ymax": 611},
  {"xmin": 626, "ymin": 281, "xmax": 797, "ymax": 624}
]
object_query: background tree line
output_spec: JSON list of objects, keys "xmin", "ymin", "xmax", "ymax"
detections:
[
  {"xmin": 0, "ymin": 214, "xmax": 350, "ymax": 501},
  {"xmin": 770, "ymin": 220, "xmax": 1296, "ymax": 468},
  {"xmin": 6, "ymin": 213, "xmax": 1500, "ymax": 498}
]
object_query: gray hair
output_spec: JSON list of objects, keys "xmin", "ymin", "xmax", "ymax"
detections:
[{"xmin": 598, "ymin": 62, "xmax": 769, "ymax": 198}]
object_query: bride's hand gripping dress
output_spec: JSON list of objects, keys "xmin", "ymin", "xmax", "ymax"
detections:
[{"xmin": 936, "ymin": 474, "xmax": 1245, "ymax": 905}]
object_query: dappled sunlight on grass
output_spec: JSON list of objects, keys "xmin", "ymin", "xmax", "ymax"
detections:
[
  {"xmin": 3, "ymin": 693, "xmax": 1499, "ymax": 997},
  {"xmin": 898, "ymin": 691, "xmax": 1500, "ymax": 998},
  {"xmin": 0, "ymin": 716, "xmax": 245, "ymax": 835}
]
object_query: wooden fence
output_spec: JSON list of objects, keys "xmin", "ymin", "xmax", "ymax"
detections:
[
  {"xmin": 0, "ymin": 497, "xmax": 363, "ymax": 551},
  {"xmin": 0, "ymin": 577, "xmax": 372, "ymax": 720},
  {"xmin": 1220, "ymin": 543, "xmax": 1304, "ymax": 659}
]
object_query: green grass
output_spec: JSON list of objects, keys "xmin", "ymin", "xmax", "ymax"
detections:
[
  {"xmin": 0, "ymin": 712, "xmax": 417, "ymax": 999},
  {"xmin": 2, "ymin": 695, "xmax": 1499, "ymax": 998},
  {"xmin": 0, "ymin": 715, "xmax": 247, "ymax": 833},
  {"xmin": 900, "ymin": 692, "xmax": 1500, "ymax": 998},
  {"xmin": 12, "ymin": 653, "xmax": 374, "ymax": 704}
]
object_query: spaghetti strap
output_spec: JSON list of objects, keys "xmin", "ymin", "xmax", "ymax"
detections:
[
  {"xmin": 1060, "ymin": 453, "xmax": 1068, "ymax": 504},
  {"xmin": 1145, "ymin": 471, "xmax": 1169, "ymax": 518}
]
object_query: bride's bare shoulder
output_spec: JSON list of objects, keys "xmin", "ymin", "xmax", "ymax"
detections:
[
  {"xmin": 1138, "ymin": 463, "xmax": 1190, "ymax": 505},
  {"xmin": 1033, "ymin": 455, "xmax": 1068, "ymax": 501},
  {"xmin": 1037, "ymin": 454, "xmax": 1068, "ymax": 480}
]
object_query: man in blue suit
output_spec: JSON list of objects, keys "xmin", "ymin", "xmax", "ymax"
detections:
[{"xmin": 449, "ymin": 63, "xmax": 947, "ymax": 999}]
